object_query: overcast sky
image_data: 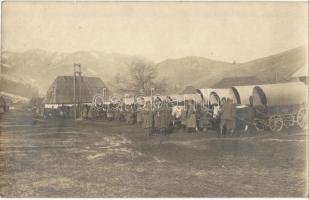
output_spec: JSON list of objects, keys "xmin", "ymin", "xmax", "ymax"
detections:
[{"xmin": 1, "ymin": 2, "xmax": 308, "ymax": 62}]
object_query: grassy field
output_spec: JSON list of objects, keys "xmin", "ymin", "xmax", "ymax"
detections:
[{"xmin": 0, "ymin": 111, "xmax": 308, "ymax": 197}]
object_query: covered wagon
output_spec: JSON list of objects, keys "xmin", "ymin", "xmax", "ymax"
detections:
[
  {"xmin": 123, "ymin": 97, "xmax": 135, "ymax": 105},
  {"xmin": 166, "ymin": 94, "xmax": 186, "ymax": 106},
  {"xmin": 252, "ymin": 82, "xmax": 308, "ymax": 131},
  {"xmin": 155, "ymin": 95, "xmax": 169, "ymax": 102},
  {"xmin": 183, "ymin": 93, "xmax": 202, "ymax": 103},
  {"xmin": 196, "ymin": 88, "xmax": 237, "ymax": 132},
  {"xmin": 197, "ymin": 88, "xmax": 237, "ymax": 105},
  {"xmin": 135, "ymin": 96, "xmax": 150, "ymax": 106},
  {"xmin": 231, "ymin": 85, "xmax": 256, "ymax": 105}
]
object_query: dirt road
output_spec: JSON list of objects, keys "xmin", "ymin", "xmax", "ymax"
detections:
[{"xmin": 0, "ymin": 111, "xmax": 308, "ymax": 197}]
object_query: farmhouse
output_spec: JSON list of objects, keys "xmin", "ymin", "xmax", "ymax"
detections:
[{"xmin": 43, "ymin": 76, "xmax": 109, "ymax": 105}]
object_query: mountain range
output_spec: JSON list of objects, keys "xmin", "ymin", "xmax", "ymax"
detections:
[
  {"xmin": 1, "ymin": 45, "xmax": 307, "ymax": 96},
  {"xmin": 156, "ymin": 45, "xmax": 307, "ymax": 90}
]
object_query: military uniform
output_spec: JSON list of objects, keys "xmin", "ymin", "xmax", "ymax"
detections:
[
  {"xmin": 171, "ymin": 106, "xmax": 183, "ymax": 128},
  {"xmin": 199, "ymin": 108, "xmax": 212, "ymax": 131},
  {"xmin": 87, "ymin": 107, "xmax": 94, "ymax": 119},
  {"xmin": 154, "ymin": 104, "xmax": 172, "ymax": 134},
  {"xmin": 220, "ymin": 102, "xmax": 236, "ymax": 135},
  {"xmin": 142, "ymin": 109, "xmax": 154, "ymax": 135},
  {"xmin": 136, "ymin": 110, "xmax": 143, "ymax": 126},
  {"xmin": 106, "ymin": 109, "xmax": 114, "ymax": 120},
  {"xmin": 126, "ymin": 107, "xmax": 135, "ymax": 124},
  {"xmin": 186, "ymin": 104, "xmax": 197, "ymax": 129},
  {"xmin": 82, "ymin": 106, "xmax": 88, "ymax": 119},
  {"xmin": 180, "ymin": 108, "xmax": 187, "ymax": 128},
  {"xmin": 114, "ymin": 109, "xmax": 122, "ymax": 121}
]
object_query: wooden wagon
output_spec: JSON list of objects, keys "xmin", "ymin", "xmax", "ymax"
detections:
[
  {"xmin": 196, "ymin": 88, "xmax": 237, "ymax": 132},
  {"xmin": 197, "ymin": 88, "xmax": 237, "ymax": 105},
  {"xmin": 252, "ymin": 82, "xmax": 308, "ymax": 132},
  {"xmin": 231, "ymin": 85, "xmax": 256, "ymax": 105}
]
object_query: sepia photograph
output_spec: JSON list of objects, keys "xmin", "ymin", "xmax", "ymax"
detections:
[{"xmin": 0, "ymin": 1, "xmax": 308, "ymax": 197}]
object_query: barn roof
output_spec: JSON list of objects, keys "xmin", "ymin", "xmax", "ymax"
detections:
[
  {"xmin": 211, "ymin": 76, "xmax": 262, "ymax": 88},
  {"xmin": 43, "ymin": 76, "xmax": 109, "ymax": 104}
]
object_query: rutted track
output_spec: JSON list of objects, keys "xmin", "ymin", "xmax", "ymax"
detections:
[{"xmin": 0, "ymin": 111, "xmax": 308, "ymax": 197}]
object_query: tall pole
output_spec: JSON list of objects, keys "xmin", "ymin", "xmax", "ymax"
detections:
[
  {"xmin": 102, "ymin": 88, "xmax": 106, "ymax": 98},
  {"xmin": 79, "ymin": 64, "xmax": 82, "ymax": 114},
  {"xmin": 73, "ymin": 65, "xmax": 76, "ymax": 120},
  {"xmin": 151, "ymin": 88, "xmax": 154, "ymax": 110},
  {"xmin": 207, "ymin": 88, "xmax": 210, "ymax": 107},
  {"xmin": 73, "ymin": 63, "xmax": 82, "ymax": 120}
]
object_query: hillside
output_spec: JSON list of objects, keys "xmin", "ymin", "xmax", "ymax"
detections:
[
  {"xmin": 156, "ymin": 56, "xmax": 238, "ymax": 91},
  {"xmin": 1, "ymin": 45, "xmax": 307, "ymax": 96},
  {"xmin": 233, "ymin": 46, "xmax": 308, "ymax": 83},
  {"xmin": 157, "ymin": 45, "xmax": 307, "ymax": 90},
  {"xmin": 1, "ymin": 49, "xmax": 152, "ymax": 95}
]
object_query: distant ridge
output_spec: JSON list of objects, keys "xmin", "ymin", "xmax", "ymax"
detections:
[
  {"xmin": 1, "ymin": 45, "xmax": 307, "ymax": 95},
  {"xmin": 156, "ymin": 45, "xmax": 307, "ymax": 91}
]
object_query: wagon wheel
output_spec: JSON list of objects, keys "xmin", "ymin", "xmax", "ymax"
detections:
[
  {"xmin": 297, "ymin": 107, "xmax": 307, "ymax": 129},
  {"xmin": 254, "ymin": 119, "xmax": 265, "ymax": 132},
  {"xmin": 268, "ymin": 115, "xmax": 284, "ymax": 132}
]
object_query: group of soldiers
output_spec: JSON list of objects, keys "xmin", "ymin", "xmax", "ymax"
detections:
[
  {"xmin": 37, "ymin": 96, "xmax": 255, "ymax": 136},
  {"xmin": 77, "ymin": 97, "xmax": 254, "ymax": 136}
]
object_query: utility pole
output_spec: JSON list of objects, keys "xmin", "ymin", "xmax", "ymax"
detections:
[
  {"xmin": 150, "ymin": 88, "xmax": 155, "ymax": 110},
  {"xmin": 102, "ymin": 88, "xmax": 106, "ymax": 98},
  {"xmin": 73, "ymin": 63, "xmax": 82, "ymax": 120}
]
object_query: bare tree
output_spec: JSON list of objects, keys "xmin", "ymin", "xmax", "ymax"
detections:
[{"xmin": 113, "ymin": 60, "xmax": 168, "ymax": 96}]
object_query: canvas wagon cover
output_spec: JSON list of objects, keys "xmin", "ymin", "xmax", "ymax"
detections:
[
  {"xmin": 123, "ymin": 97, "xmax": 135, "ymax": 105},
  {"xmin": 141, "ymin": 96, "xmax": 152, "ymax": 102},
  {"xmin": 198, "ymin": 88, "xmax": 236, "ymax": 104},
  {"xmin": 252, "ymin": 81, "xmax": 308, "ymax": 107},
  {"xmin": 183, "ymin": 93, "xmax": 202, "ymax": 103},
  {"xmin": 231, "ymin": 85, "xmax": 256, "ymax": 105},
  {"xmin": 167, "ymin": 94, "xmax": 185, "ymax": 102}
]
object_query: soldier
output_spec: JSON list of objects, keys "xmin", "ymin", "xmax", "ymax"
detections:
[
  {"xmin": 153, "ymin": 100, "xmax": 162, "ymax": 134},
  {"xmin": 114, "ymin": 103, "xmax": 122, "ymax": 121},
  {"xmin": 165, "ymin": 102, "xmax": 173, "ymax": 133},
  {"xmin": 171, "ymin": 104, "xmax": 183, "ymax": 128},
  {"xmin": 247, "ymin": 96, "xmax": 256, "ymax": 133},
  {"xmin": 106, "ymin": 104, "xmax": 114, "ymax": 121},
  {"xmin": 119, "ymin": 102, "xmax": 126, "ymax": 121},
  {"xmin": 142, "ymin": 102, "xmax": 154, "ymax": 135},
  {"xmin": 186, "ymin": 100, "xmax": 198, "ymax": 134},
  {"xmin": 220, "ymin": 98, "xmax": 236, "ymax": 136},
  {"xmin": 81, "ymin": 105, "xmax": 88, "ymax": 119},
  {"xmin": 126, "ymin": 104, "xmax": 135, "ymax": 124},
  {"xmin": 180, "ymin": 101, "xmax": 187, "ymax": 130},
  {"xmin": 87, "ymin": 106, "xmax": 95, "ymax": 119},
  {"xmin": 230, "ymin": 99, "xmax": 237, "ymax": 135},
  {"xmin": 136, "ymin": 104, "xmax": 143, "ymax": 127},
  {"xmin": 199, "ymin": 104, "xmax": 212, "ymax": 132},
  {"xmin": 154, "ymin": 100, "xmax": 172, "ymax": 135}
]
